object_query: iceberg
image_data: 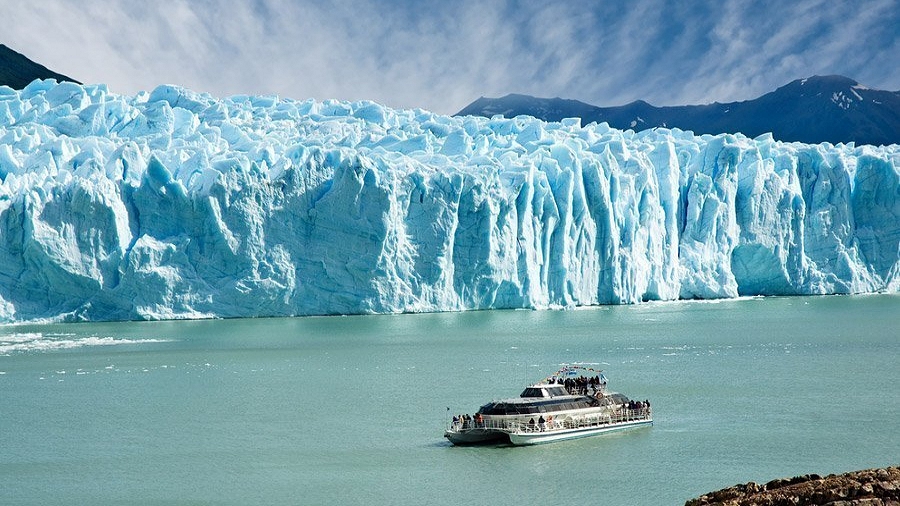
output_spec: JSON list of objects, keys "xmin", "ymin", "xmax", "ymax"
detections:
[{"xmin": 0, "ymin": 80, "xmax": 897, "ymax": 322}]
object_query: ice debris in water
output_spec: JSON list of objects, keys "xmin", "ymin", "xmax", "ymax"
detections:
[{"xmin": 0, "ymin": 79, "xmax": 897, "ymax": 322}]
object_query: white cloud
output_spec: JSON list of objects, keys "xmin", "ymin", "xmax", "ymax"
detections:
[
  {"xmin": 2, "ymin": 0, "xmax": 897, "ymax": 113},
  {"xmin": 668, "ymin": 0, "xmax": 900, "ymax": 105}
]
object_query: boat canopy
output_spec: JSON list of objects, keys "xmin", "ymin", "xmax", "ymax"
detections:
[{"xmin": 478, "ymin": 397, "xmax": 599, "ymax": 416}]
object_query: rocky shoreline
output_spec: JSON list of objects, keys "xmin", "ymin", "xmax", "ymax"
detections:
[{"xmin": 686, "ymin": 467, "xmax": 900, "ymax": 506}]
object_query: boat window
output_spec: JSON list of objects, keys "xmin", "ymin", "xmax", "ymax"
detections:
[
  {"xmin": 480, "ymin": 396, "xmax": 615, "ymax": 416},
  {"xmin": 546, "ymin": 386, "xmax": 568, "ymax": 397},
  {"xmin": 520, "ymin": 388, "xmax": 546, "ymax": 398},
  {"xmin": 495, "ymin": 405, "xmax": 512, "ymax": 415}
]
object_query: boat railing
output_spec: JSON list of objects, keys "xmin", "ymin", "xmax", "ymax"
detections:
[
  {"xmin": 447, "ymin": 417, "xmax": 514, "ymax": 432},
  {"xmin": 447, "ymin": 407, "xmax": 651, "ymax": 433}
]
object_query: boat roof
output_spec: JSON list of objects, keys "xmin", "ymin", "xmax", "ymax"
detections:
[
  {"xmin": 489, "ymin": 387, "xmax": 626, "ymax": 405},
  {"xmin": 485, "ymin": 384, "xmax": 587, "ymax": 404},
  {"xmin": 492, "ymin": 395, "xmax": 585, "ymax": 405}
]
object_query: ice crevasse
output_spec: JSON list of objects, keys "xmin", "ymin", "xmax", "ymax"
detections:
[{"xmin": 0, "ymin": 80, "xmax": 897, "ymax": 322}]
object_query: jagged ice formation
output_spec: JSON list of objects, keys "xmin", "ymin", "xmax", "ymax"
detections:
[{"xmin": 0, "ymin": 80, "xmax": 897, "ymax": 322}]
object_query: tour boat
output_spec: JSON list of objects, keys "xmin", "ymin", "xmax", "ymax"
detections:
[{"xmin": 444, "ymin": 366, "xmax": 652, "ymax": 446}]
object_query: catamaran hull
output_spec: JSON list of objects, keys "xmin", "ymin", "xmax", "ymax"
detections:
[
  {"xmin": 444, "ymin": 428, "xmax": 509, "ymax": 445},
  {"xmin": 507, "ymin": 418, "xmax": 652, "ymax": 445},
  {"xmin": 445, "ymin": 418, "xmax": 652, "ymax": 446}
]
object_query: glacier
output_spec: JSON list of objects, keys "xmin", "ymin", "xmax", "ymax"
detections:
[{"xmin": 0, "ymin": 79, "xmax": 897, "ymax": 322}]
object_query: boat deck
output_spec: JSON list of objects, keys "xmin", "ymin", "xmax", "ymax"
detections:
[{"xmin": 445, "ymin": 406, "xmax": 652, "ymax": 446}]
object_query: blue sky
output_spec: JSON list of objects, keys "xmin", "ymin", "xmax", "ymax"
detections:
[{"xmin": 4, "ymin": 0, "xmax": 899, "ymax": 114}]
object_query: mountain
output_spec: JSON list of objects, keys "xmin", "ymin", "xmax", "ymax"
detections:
[
  {"xmin": 0, "ymin": 81, "xmax": 896, "ymax": 322},
  {"xmin": 0, "ymin": 44, "xmax": 80, "ymax": 89},
  {"xmin": 456, "ymin": 76, "xmax": 900, "ymax": 146}
]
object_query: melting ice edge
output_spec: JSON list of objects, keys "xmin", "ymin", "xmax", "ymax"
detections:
[{"xmin": 0, "ymin": 80, "xmax": 897, "ymax": 322}]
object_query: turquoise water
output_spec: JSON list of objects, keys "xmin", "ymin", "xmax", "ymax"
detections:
[{"xmin": 1, "ymin": 295, "xmax": 898, "ymax": 505}]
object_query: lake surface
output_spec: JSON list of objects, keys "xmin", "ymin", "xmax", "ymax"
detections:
[{"xmin": 1, "ymin": 295, "xmax": 898, "ymax": 505}]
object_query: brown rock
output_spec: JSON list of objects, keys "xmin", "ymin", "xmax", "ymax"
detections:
[{"xmin": 685, "ymin": 466, "xmax": 900, "ymax": 506}]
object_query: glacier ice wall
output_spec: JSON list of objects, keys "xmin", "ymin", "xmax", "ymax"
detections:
[{"xmin": 0, "ymin": 80, "xmax": 897, "ymax": 322}]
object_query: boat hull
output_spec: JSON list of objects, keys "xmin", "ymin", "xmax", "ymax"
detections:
[
  {"xmin": 445, "ymin": 416, "xmax": 652, "ymax": 446},
  {"xmin": 444, "ymin": 427, "xmax": 509, "ymax": 445},
  {"xmin": 506, "ymin": 418, "xmax": 652, "ymax": 445}
]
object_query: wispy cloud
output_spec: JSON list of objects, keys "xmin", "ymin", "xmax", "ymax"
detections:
[
  {"xmin": 670, "ymin": 0, "xmax": 900, "ymax": 104},
  {"xmin": 3, "ymin": 0, "xmax": 898, "ymax": 114}
]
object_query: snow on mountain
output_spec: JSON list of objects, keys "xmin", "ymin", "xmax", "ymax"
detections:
[
  {"xmin": 0, "ymin": 80, "xmax": 897, "ymax": 322},
  {"xmin": 457, "ymin": 76, "xmax": 900, "ymax": 146}
]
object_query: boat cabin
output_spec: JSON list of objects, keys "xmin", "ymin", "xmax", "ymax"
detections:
[{"xmin": 520, "ymin": 384, "xmax": 569, "ymax": 398}]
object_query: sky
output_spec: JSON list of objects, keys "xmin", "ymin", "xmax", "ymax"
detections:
[{"xmin": 4, "ymin": 0, "xmax": 899, "ymax": 115}]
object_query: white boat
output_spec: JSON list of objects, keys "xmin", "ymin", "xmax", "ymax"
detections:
[{"xmin": 445, "ymin": 367, "xmax": 652, "ymax": 446}]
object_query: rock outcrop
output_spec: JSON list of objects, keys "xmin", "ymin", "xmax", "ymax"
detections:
[
  {"xmin": 0, "ymin": 44, "xmax": 79, "ymax": 89},
  {"xmin": 686, "ymin": 467, "xmax": 900, "ymax": 506}
]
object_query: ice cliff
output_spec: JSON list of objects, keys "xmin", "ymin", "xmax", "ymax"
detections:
[{"xmin": 0, "ymin": 80, "xmax": 897, "ymax": 322}]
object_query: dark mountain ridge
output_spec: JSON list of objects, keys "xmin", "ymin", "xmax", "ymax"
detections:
[
  {"xmin": 457, "ymin": 75, "xmax": 900, "ymax": 146},
  {"xmin": 0, "ymin": 43, "xmax": 80, "ymax": 90}
]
